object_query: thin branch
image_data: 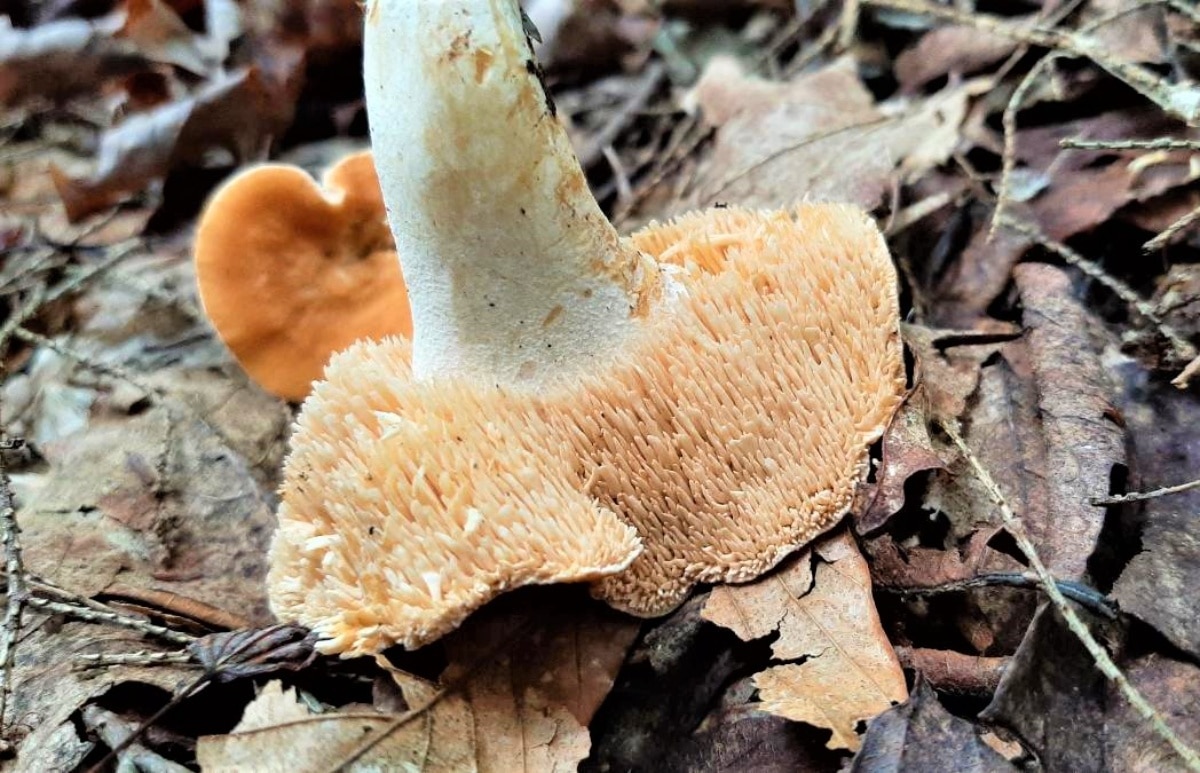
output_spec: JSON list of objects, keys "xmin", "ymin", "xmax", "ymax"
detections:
[
  {"xmin": 1173, "ymin": 355, "xmax": 1200, "ymax": 389},
  {"xmin": 0, "ymin": 438, "xmax": 26, "ymax": 744},
  {"xmin": 941, "ymin": 421, "xmax": 1200, "ymax": 772},
  {"xmin": 24, "ymin": 596, "xmax": 196, "ymax": 646},
  {"xmin": 862, "ymin": 0, "xmax": 1200, "ymax": 125},
  {"xmin": 886, "ymin": 572, "xmax": 1118, "ymax": 619},
  {"xmin": 75, "ymin": 650, "xmax": 193, "ymax": 670},
  {"xmin": 1091, "ymin": 476, "xmax": 1200, "ymax": 506},
  {"xmin": 998, "ymin": 215, "xmax": 1197, "ymax": 366},
  {"xmin": 1144, "ymin": 204, "xmax": 1200, "ymax": 252},
  {"xmin": 1060, "ymin": 137, "xmax": 1200, "ymax": 151},
  {"xmin": 578, "ymin": 62, "xmax": 666, "ymax": 170},
  {"xmin": 993, "ymin": 54, "xmax": 1062, "ymax": 239}
]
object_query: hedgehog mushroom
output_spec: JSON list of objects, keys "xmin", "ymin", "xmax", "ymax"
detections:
[
  {"xmin": 194, "ymin": 151, "xmax": 412, "ymax": 401},
  {"xmin": 267, "ymin": 0, "xmax": 905, "ymax": 657}
]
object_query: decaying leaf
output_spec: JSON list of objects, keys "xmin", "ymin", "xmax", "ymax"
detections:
[
  {"xmin": 7, "ymin": 614, "xmax": 195, "ymax": 771},
  {"xmin": 199, "ymin": 590, "xmax": 636, "ymax": 772},
  {"xmin": 1012, "ymin": 264, "xmax": 1125, "ymax": 579},
  {"xmin": 0, "ymin": 14, "xmax": 146, "ymax": 105},
  {"xmin": 851, "ymin": 677, "xmax": 1016, "ymax": 772},
  {"xmin": 19, "ymin": 383, "xmax": 286, "ymax": 615},
  {"xmin": 1113, "ymin": 511, "xmax": 1200, "ymax": 660},
  {"xmin": 51, "ymin": 67, "xmax": 295, "ymax": 221},
  {"xmin": 703, "ymin": 531, "xmax": 908, "ymax": 751},
  {"xmin": 682, "ymin": 57, "xmax": 978, "ymax": 212},
  {"xmin": 983, "ymin": 606, "xmax": 1200, "ymax": 772},
  {"xmin": 188, "ymin": 625, "xmax": 317, "ymax": 682},
  {"xmin": 855, "ymin": 395, "xmax": 946, "ymax": 534},
  {"xmin": 198, "ymin": 678, "xmax": 482, "ymax": 773},
  {"xmin": 894, "ymin": 23, "xmax": 1021, "ymax": 92},
  {"xmin": 1111, "ymin": 368, "xmax": 1200, "ymax": 663},
  {"xmin": 925, "ymin": 265, "xmax": 1124, "ymax": 581}
]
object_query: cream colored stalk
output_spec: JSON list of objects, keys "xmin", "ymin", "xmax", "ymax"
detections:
[{"xmin": 363, "ymin": 0, "xmax": 664, "ymax": 385}]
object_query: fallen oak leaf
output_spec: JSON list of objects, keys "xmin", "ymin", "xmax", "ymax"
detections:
[
  {"xmin": 702, "ymin": 531, "xmax": 908, "ymax": 751},
  {"xmin": 755, "ymin": 654, "xmax": 901, "ymax": 753},
  {"xmin": 894, "ymin": 22, "xmax": 1022, "ymax": 92}
]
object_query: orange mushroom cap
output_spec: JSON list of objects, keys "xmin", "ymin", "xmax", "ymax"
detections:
[{"xmin": 194, "ymin": 151, "xmax": 412, "ymax": 401}]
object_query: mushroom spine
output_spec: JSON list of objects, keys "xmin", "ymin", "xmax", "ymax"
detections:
[{"xmin": 364, "ymin": 0, "xmax": 664, "ymax": 386}]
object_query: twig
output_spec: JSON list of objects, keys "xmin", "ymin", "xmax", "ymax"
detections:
[
  {"xmin": 75, "ymin": 650, "xmax": 193, "ymax": 669},
  {"xmin": 1060, "ymin": 137, "xmax": 1200, "ymax": 151},
  {"xmin": 1173, "ymin": 355, "xmax": 1200, "ymax": 389},
  {"xmin": 862, "ymin": 0, "xmax": 1200, "ymax": 125},
  {"xmin": 0, "ymin": 241, "xmax": 139, "ymax": 359},
  {"xmin": 998, "ymin": 215, "xmax": 1197, "ymax": 366},
  {"xmin": 838, "ymin": 0, "xmax": 861, "ymax": 51},
  {"xmin": 1144, "ymin": 204, "xmax": 1200, "ymax": 252},
  {"xmin": 578, "ymin": 62, "xmax": 666, "ymax": 170},
  {"xmin": 894, "ymin": 647, "xmax": 1009, "ymax": 696},
  {"xmin": 992, "ymin": 54, "xmax": 1062, "ymax": 239},
  {"xmin": 1091, "ymin": 476, "xmax": 1200, "ymax": 505},
  {"xmin": 886, "ymin": 572, "xmax": 1118, "ymax": 619},
  {"xmin": 0, "ymin": 438, "xmax": 26, "ymax": 744},
  {"xmin": 13, "ymin": 328, "xmax": 163, "ymax": 401},
  {"xmin": 24, "ymin": 597, "xmax": 196, "ymax": 646},
  {"xmin": 941, "ymin": 421, "xmax": 1200, "ymax": 772}
]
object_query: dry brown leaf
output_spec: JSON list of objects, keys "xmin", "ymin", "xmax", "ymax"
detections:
[
  {"xmin": 199, "ymin": 590, "xmax": 635, "ymax": 772},
  {"xmin": 19, "ymin": 376, "xmax": 287, "ymax": 612},
  {"xmin": 198, "ymin": 681, "xmax": 479, "ymax": 773},
  {"xmin": 922, "ymin": 267, "xmax": 1124, "ymax": 582},
  {"xmin": 865, "ymin": 530, "xmax": 1006, "ymax": 590},
  {"xmin": 855, "ymin": 394, "xmax": 946, "ymax": 533},
  {"xmin": 51, "ymin": 66, "xmax": 294, "ymax": 221},
  {"xmin": 983, "ymin": 607, "xmax": 1200, "ymax": 772},
  {"xmin": 1110, "ymin": 353, "xmax": 1200, "ymax": 662},
  {"xmin": 233, "ymin": 681, "xmax": 314, "ymax": 732},
  {"xmin": 850, "ymin": 677, "xmax": 1016, "ymax": 772},
  {"xmin": 702, "ymin": 531, "xmax": 907, "ymax": 751},
  {"xmin": 682, "ymin": 57, "xmax": 977, "ymax": 212},
  {"xmin": 930, "ymin": 225, "xmax": 1033, "ymax": 328},
  {"xmin": 0, "ymin": 14, "xmax": 146, "ymax": 105},
  {"xmin": 895, "ymin": 23, "xmax": 1021, "ymax": 92},
  {"xmin": 1082, "ymin": 0, "xmax": 1169, "ymax": 65},
  {"xmin": 1013, "ymin": 264, "xmax": 1125, "ymax": 579},
  {"xmin": 121, "ymin": 0, "xmax": 212, "ymax": 74},
  {"xmin": 7, "ymin": 621, "xmax": 194, "ymax": 771},
  {"xmin": 1113, "ymin": 510, "xmax": 1200, "ymax": 660}
]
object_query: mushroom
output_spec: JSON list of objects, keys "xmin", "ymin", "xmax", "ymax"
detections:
[
  {"xmin": 194, "ymin": 150, "xmax": 412, "ymax": 401},
  {"xmin": 267, "ymin": 0, "xmax": 905, "ymax": 657}
]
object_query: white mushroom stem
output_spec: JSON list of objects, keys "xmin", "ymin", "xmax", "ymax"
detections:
[{"xmin": 364, "ymin": 0, "xmax": 664, "ymax": 386}]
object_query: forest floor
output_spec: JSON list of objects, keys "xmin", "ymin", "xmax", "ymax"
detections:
[{"xmin": 2, "ymin": 0, "xmax": 1200, "ymax": 771}]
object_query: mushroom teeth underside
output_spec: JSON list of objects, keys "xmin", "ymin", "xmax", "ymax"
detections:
[{"xmin": 268, "ymin": 203, "xmax": 905, "ymax": 657}]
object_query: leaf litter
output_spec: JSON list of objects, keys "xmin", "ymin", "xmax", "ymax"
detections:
[{"xmin": 2, "ymin": 0, "xmax": 1200, "ymax": 770}]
